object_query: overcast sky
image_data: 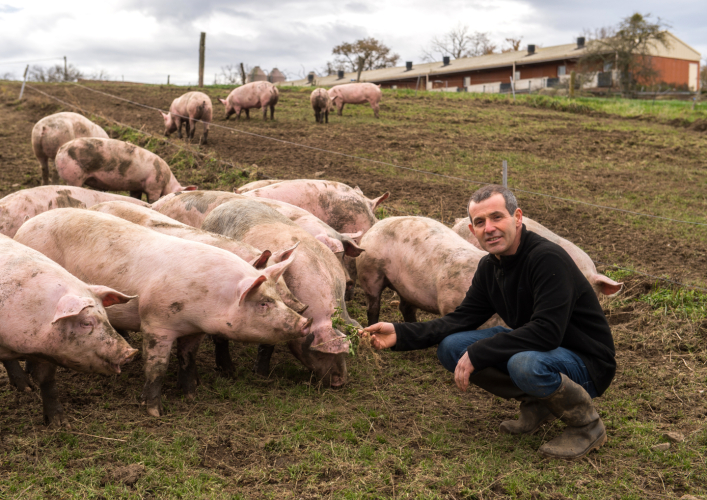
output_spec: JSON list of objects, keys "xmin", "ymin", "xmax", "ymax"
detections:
[{"xmin": 0, "ymin": 0, "xmax": 704, "ymax": 85}]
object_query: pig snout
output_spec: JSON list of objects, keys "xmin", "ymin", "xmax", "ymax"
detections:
[
  {"xmin": 345, "ymin": 279, "xmax": 355, "ymax": 301},
  {"xmin": 102, "ymin": 346, "xmax": 139, "ymax": 374}
]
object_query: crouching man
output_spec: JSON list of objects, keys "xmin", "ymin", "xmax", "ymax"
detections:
[{"xmin": 363, "ymin": 185, "xmax": 615, "ymax": 459}]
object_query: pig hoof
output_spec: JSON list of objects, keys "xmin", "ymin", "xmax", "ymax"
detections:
[
  {"xmin": 185, "ymin": 393, "xmax": 196, "ymax": 402},
  {"xmin": 23, "ymin": 386, "xmax": 34, "ymax": 393},
  {"xmin": 146, "ymin": 406, "xmax": 162, "ymax": 418},
  {"xmin": 46, "ymin": 415, "xmax": 70, "ymax": 429}
]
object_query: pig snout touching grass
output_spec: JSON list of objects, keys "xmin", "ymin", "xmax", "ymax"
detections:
[
  {"xmin": 31, "ymin": 112, "xmax": 109, "ymax": 185},
  {"xmin": 202, "ymin": 198, "xmax": 357, "ymax": 388},
  {"xmin": 14, "ymin": 208, "xmax": 312, "ymax": 417},
  {"xmin": 219, "ymin": 81, "xmax": 279, "ymax": 121},
  {"xmin": 310, "ymin": 88, "xmax": 331, "ymax": 124},
  {"xmin": 161, "ymin": 91, "xmax": 212, "ymax": 145},
  {"xmin": 235, "ymin": 179, "xmax": 282, "ymax": 194},
  {"xmin": 0, "ymin": 185, "xmax": 149, "ymax": 238},
  {"xmin": 452, "ymin": 216, "xmax": 623, "ymax": 297},
  {"xmin": 243, "ymin": 179, "xmax": 389, "ymax": 290},
  {"xmin": 0, "ymin": 234, "xmax": 138, "ymax": 427},
  {"xmin": 356, "ymin": 216, "xmax": 506, "ymax": 329},
  {"xmin": 327, "ymin": 83, "xmax": 383, "ymax": 118},
  {"xmin": 55, "ymin": 137, "xmax": 196, "ymax": 203}
]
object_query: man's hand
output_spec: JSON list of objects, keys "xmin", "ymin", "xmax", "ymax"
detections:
[
  {"xmin": 360, "ymin": 322, "xmax": 397, "ymax": 350},
  {"xmin": 454, "ymin": 351, "xmax": 475, "ymax": 392}
]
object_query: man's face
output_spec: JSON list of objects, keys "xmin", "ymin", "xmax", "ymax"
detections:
[{"xmin": 468, "ymin": 193, "xmax": 523, "ymax": 257}]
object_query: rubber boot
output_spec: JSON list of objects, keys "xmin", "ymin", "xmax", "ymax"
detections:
[
  {"xmin": 469, "ymin": 368, "xmax": 554, "ymax": 435},
  {"xmin": 538, "ymin": 373, "xmax": 607, "ymax": 460}
]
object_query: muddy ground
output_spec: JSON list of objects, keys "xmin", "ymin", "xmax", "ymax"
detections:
[{"xmin": 0, "ymin": 82, "xmax": 706, "ymax": 499}]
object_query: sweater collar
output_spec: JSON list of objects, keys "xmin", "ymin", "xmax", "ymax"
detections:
[{"xmin": 488, "ymin": 224, "xmax": 529, "ymax": 269}]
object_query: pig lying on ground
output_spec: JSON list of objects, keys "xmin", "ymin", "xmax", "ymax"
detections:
[
  {"xmin": 219, "ymin": 81, "xmax": 279, "ymax": 120},
  {"xmin": 0, "ymin": 185, "xmax": 149, "ymax": 237},
  {"xmin": 15, "ymin": 209, "xmax": 311, "ymax": 416},
  {"xmin": 310, "ymin": 88, "xmax": 331, "ymax": 124},
  {"xmin": 235, "ymin": 179, "xmax": 283, "ymax": 193},
  {"xmin": 0, "ymin": 234, "xmax": 137, "ymax": 426},
  {"xmin": 161, "ymin": 91, "xmax": 212, "ymax": 145},
  {"xmin": 242, "ymin": 179, "xmax": 389, "ymax": 287},
  {"xmin": 357, "ymin": 216, "xmax": 504, "ymax": 329},
  {"xmin": 328, "ymin": 83, "xmax": 383, "ymax": 118},
  {"xmin": 55, "ymin": 137, "xmax": 196, "ymax": 203},
  {"xmin": 202, "ymin": 198, "xmax": 357, "ymax": 387},
  {"xmin": 31, "ymin": 112, "xmax": 109, "ymax": 185},
  {"xmin": 452, "ymin": 216, "xmax": 623, "ymax": 296}
]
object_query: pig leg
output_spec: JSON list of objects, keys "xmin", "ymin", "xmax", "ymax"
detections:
[
  {"xmin": 177, "ymin": 119, "xmax": 184, "ymax": 139},
  {"xmin": 245, "ymin": 108, "xmax": 250, "ymax": 120},
  {"xmin": 141, "ymin": 330, "xmax": 175, "ymax": 417},
  {"xmin": 177, "ymin": 333, "xmax": 204, "ymax": 401},
  {"xmin": 371, "ymin": 102, "xmax": 380, "ymax": 118},
  {"xmin": 212, "ymin": 335, "xmax": 236, "ymax": 377},
  {"xmin": 189, "ymin": 119, "xmax": 198, "ymax": 140},
  {"xmin": 325, "ymin": 110, "xmax": 328, "ymax": 124},
  {"xmin": 338, "ymin": 103, "xmax": 345, "ymax": 116},
  {"xmin": 184, "ymin": 121, "xmax": 192, "ymax": 142},
  {"xmin": 129, "ymin": 191, "xmax": 143, "ymax": 201},
  {"xmin": 38, "ymin": 154, "xmax": 50, "ymax": 185},
  {"xmin": 3, "ymin": 360, "xmax": 33, "ymax": 393},
  {"xmin": 200, "ymin": 123, "xmax": 209, "ymax": 145},
  {"xmin": 29, "ymin": 360, "xmax": 66, "ymax": 428},
  {"xmin": 262, "ymin": 106, "xmax": 268, "ymax": 120},
  {"xmin": 398, "ymin": 297, "xmax": 418, "ymax": 323},
  {"xmin": 254, "ymin": 344, "xmax": 275, "ymax": 377},
  {"xmin": 314, "ymin": 110, "xmax": 319, "ymax": 123},
  {"xmin": 270, "ymin": 104, "xmax": 275, "ymax": 120}
]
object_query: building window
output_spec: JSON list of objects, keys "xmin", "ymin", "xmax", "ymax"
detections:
[
  {"xmin": 391, "ymin": 85, "xmax": 397, "ymax": 89},
  {"xmin": 557, "ymin": 65, "xmax": 566, "ymax": 76},
  {"xmin": 603, "ymin": 61, "xmax": 613, "ymax": 72},
  {"xmin": 463, "ymin": 77, "xmax": 470, "ymax": 87},
  {"xmin": 514, "ymin": 70, "xmax": 521, "ymax": 80}
]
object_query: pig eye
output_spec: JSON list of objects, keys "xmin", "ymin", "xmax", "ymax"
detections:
[{"xmin": 80, "ymin": 320, "xmax": 93, "ymax": 328}]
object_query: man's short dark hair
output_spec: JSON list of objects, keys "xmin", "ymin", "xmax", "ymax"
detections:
[{"xmin": 468, "ymin": 185, "xmax": 518, "ymax": 216}]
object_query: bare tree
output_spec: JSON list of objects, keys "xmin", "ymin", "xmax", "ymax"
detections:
[
  {"xmin": 320, "ymin": 60, "xmax": 346, "ymax": 77},
  {"xmin": 422, "ymin": 25, "xmax": 495, "ymax": 61},
  {"xmin": 579, "ymin": 13, "xmax": 670, "ymax": 96},
  {"xmin": 220, "ymin": 64, "xmax": 241, "ymax": 85},
  {"xmin": 331, "ymin": 37, "xmax": 399, "ymax": 82},
  {"xmin": 89, "ymin": 69, "xmax": 110, "ymax": 81},
  {"xmin": 501, "ymin": 37, "xmax": 523, "ymax": 53},
  {"xmin": 28, "ymin": 63, "xmax": 83, "ymax": 82}
]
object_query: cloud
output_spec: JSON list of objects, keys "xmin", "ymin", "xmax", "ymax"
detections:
[
  {"xmin": 344, "ymin": 2, "xmax": 373, "ymax": 13},
  {"xmin": 0, "ymin": 4, "xmax": 21, "ymax": 14}
]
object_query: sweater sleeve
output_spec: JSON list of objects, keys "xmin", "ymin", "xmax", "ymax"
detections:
[
  {"xmin": 392, "ymin": 266, "xmax": 496, "ymax": 351},
  {"xmin": 466, "ymin": 251, "xmax": 575, "ymax": 371}
]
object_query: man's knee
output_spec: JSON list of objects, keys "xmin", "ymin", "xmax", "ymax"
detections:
[
  {"xmin": 507, "ymin": 351, "xmax": 546, "ymax": 380},
  {"xmin": 437, "ymin": 336, "xmax": 461, "ymax": 372}
]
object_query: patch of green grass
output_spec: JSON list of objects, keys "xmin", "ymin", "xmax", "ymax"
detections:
[{"xmin": 639, "ymin": 284, "xmax": 707, "ymax": 319}]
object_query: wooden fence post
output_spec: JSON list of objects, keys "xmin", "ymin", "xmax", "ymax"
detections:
[{"xmin": 198, "ymin": 32, "xmax": 206, "ymax": 87}]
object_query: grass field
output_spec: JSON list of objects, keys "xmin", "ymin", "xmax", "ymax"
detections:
[{"xmin": 0, "ymin": 82, "xmax": 706, "ymax": 499}]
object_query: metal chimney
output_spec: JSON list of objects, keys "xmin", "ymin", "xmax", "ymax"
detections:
[
  {"xmin": 527, "ymin": 44, "xmax": 536, "ymax": 55},
  {"xmin": 577, "ymin": 37, "xmax": 586, "ymax": 48},
  {"xmin": 442, "ymin": 56, "xmax": 450, "ymax": 66},
  {"xmin": 337, "ymin": 70, "xmax": 344, "ymax": 79},
  {"xmin": 406, "ymin": 61, "xmax": 413, "ymax": 71}
]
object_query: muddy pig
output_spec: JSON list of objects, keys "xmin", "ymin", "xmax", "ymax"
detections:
[
  {"xmin": 202, "ymin": 198, "xmax": 357, "ymax": 387},
  {"xmin": 161, "ymin": 91, "xmax": 212, "ymax": 145},
  {"xmin": 235, "ymin": 179, "xmax": 283, "ymax": 193},
  {"xmin": 0, "ymin": 233, "xmax": 137, "ymax": 426},
  {"xmin": 328, "ymin": 83, "xmax": 382, "ymax": 118},
  {"xmin": 31, "ymin": 112, "xmax": 109, "ymax": 185},
  {"xmin": 55, "ymin": 137, "xmax": 196, "ymax": 203},
  {"xmin": 219, "ymin": 81, "xmax": 279, "ymax": 120},
  {"xmin": 242, "ymin": 179, "xmax": 389, "ymax": 287},
  {"xmin": 310, "ymin": 88, "xmax": 331, "ymax": 124},
  {"xmin": 452, "ymin": 216, "xmax": 622, "ymax": 296},
  {"xmin": 15, "ymin": 209, "xmax": 312, "ymax": 417},
  {"xmin": 0, "ymin": 185, "xmax": 149, "ymax": 238},
  {"xmin": 356, "ymin": 216, "xmax": 508, "ymax": 330}
]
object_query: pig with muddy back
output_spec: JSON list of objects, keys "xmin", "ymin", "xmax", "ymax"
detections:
[
  {"xmin": 310, "ymin": 88, "xmax": 331, "ymax": 123},
  {"xmin": 328, "ymin": 83, "xmax": 383, "ymax": 118},
  {"xmin": 0, "ymin": 234, "xmax": 138, "ymax": 427},
  {"xmin": 55, "ymin": 137, "xmax": 196, "ymax": 203},
  {"xmin": 15, "ymin": 209, "xmax": 312, "ymax": 417},
  {"xmin": 161, "ymin": 91, "xmax": 212, "ymax": 144},
  {"xmin": 31, "ymin": 111, "xmax": 109, "ymax": 185},
  {"xmin": 219, "ymin": 81, "xmax": 279, "ymax": 120}
]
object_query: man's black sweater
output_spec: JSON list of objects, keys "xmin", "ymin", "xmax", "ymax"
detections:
[{"xmin": 392, "ymin": 225, "xmax": 616, "ymax": 396}]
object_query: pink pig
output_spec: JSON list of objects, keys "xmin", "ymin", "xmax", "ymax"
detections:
[
  {"xmin": 452, "ymin": 216, "xmax": 622, "ymax": 296},
  {"xmin": 328, "ymin": 83, "xmax": 383, "ymax": 118},
  {"xmin": 235, "ymin": 179, "xmax": 283, "ymax": 193},
  {"xmin": 310, "ymin": 88, "xmax": 331, "ymax": 123},
  {"xmin": 219, "ymin": 81, "xmax": 279, "ymax": 120},
  {"xmin": 55, "ymin": 137, "xmax": 196, "ymax": 203},
  {"xmin": 15, "ymin": 209, "xmax": 312, "ymax": 417},
  {"xmin": 160, "ymin": 91, "xmax": 212, "ymax": 145},
  {"xmin": 0, "ymin": 233, "xmax": 137, "ymax": 427},
  {"xmin": 0, "ymin": 185, "xmax": 149, "ymax": 238},
  {"xmin": 31, "ymin": 112, "xmax": 109, "ymax": 185}
]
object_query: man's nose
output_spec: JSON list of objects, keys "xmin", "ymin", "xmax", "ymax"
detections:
[{"xmin": 485, "ymin": 220, "xmax": 496, "ymax": 233}]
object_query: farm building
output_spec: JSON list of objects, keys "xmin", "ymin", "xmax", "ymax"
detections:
[{"xmin": 285, "ymin": 32, "xmax": 701, "ymax": 93}]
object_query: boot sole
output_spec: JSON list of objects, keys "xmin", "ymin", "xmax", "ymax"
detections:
[
  {"xmin": 500, "ymin": 415, "xmax": 557, "ymax": 436},
  {"xmin": 538, "ymin": 431, "xmax": 607, "ymax": 460}
]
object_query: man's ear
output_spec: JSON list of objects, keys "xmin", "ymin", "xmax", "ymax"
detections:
[{"xmin": 515, "ymin": 208, "xmax": 523, "ymax": 227}]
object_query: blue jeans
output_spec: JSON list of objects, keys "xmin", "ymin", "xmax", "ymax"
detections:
[{"xmin": 437, "ymin": 326, "xmax": 598, "ymax": 399}]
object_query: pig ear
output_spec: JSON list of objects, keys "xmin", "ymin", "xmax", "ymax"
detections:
[
  {"xmin": 52, "ymin": 295, "xmax": 95, "ymax": 324},
  {"xmin": 160, "ymin": 111, "xmax": 169, "ymax": 120},
  {"xmin": 353, "ymin": 186, "xmax": 364, "ymax": 195},
  {"xmin": 87, "ymin": 285, "xmax": 137, "ymax": 307},
  {"xmin": 368, "ymin": 192, "xmax": 390, "ymax": 211},
  {"xmin": 270, "ymin": 242, "xmax": 300, "ymax": 263},
  {"xmin": 248, "ymin": 250, "xmax": 272, "ymax": 270},
  {"xmin": 341, "ymin": 230, "xmax": 363, "ymax": 243},
  {"xmin": 262, "ymin": 247, "xmax": 298, "ymax": 282},
  {"xmin": 315, "ymin": 234, "xmax": 344, "ymax": 254},
  {"xmin": 593, "ymin": 275, "xmax": 623, "ymax": 296},
  {"xmin": 237, "ymin": 275, "xmax": 267, "ymax": 305},
  {"xmin": 343, "ymin": 240, "xmax": 365, "ymax": 257},
  {"xmin": 219, "ymin": 98, "xmax": 227, "ymax": 105},
  {"xmin": 182, "ymin": 186, "xmax": 198, "ymax": 192}
]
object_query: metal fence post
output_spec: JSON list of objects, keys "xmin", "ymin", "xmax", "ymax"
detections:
[
  {"xmin": 502, "ymin": 160, "xmax": 508, "ymax": 188},
  {"xmin": 18, "ymin": 64, "xmax": 29, "ymax": 100},
  {"xmin": 510, "ymin": 77, "xmax": 516, "ymax": 101}
]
